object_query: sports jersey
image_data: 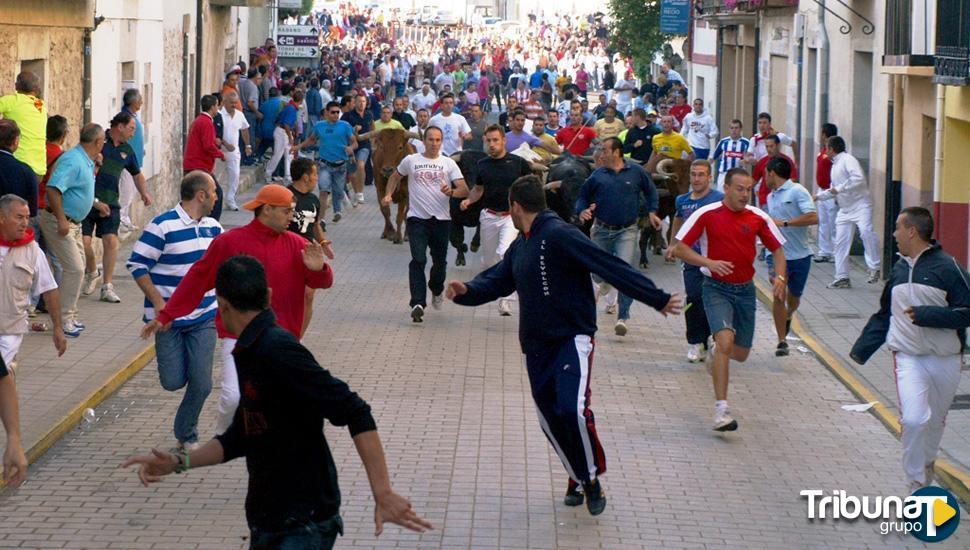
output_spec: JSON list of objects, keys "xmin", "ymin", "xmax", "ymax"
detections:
[
  {"xmin": 711, "ymin": 137, "xmax": 751, "ymax": 175},
  {"xmin": 674, "ymin": 189, "xmax": 725, "ymax": 264},
  {"xmin": 651, "ymin": 132, "xmax": 693, "ymax": 160},
  {"xmin": 675, "ymin": 202, "xmax": 786, "ymax": 284}
]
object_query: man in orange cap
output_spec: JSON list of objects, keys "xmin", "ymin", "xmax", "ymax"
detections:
[{"xmin": 142, "ymin": 184, "xmax": 335, "ymax": 435}]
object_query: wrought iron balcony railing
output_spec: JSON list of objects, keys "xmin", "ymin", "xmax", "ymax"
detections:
[{"xmin": 934, "ymin": 46, "xmax": 970, "ymax": 85}]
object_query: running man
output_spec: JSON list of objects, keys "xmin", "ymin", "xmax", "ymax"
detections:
[
  {"xmin": 382, "ymin": 126, "xmax": 468, "ymax": 322},
  {"xmin": 763, "ymin": 157, "xmax": 817, "ymax": 356},
  {"xmin": 672, "ymin": 168, "xmax": 787, "ymax": 431},
  {"xmin": 666, "ymin": 161, "xmax": 724, "ymax": 362},
  {"xmin": 851, "ymin": 207, "xmax": 970, "ymax": 492},
  {"xmin": 710, "ymin": 119, "xmax": 750, "ymax": 192},
  {"xmin": 447, "ymin": 176, "xmax": 682, "ymax": 515}
]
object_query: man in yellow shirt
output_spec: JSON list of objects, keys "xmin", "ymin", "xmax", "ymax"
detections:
[
  {"xmin": 0, "ymin": 71, "xmax": 47, "ymax": 177},
  {"xmin": 529, "ymin": 113, "xmax": 562, "ymax": 163},
  {"xmin": 593, "ymin": 106, "xmax": 625, "ymax": 140},
  {"xmin": 647, "ymin": 115, "xmax": 694, "ymax": 171},
  {"xmin": 358, "ymin": 105, "xmax": 419, "ymax": 141}
]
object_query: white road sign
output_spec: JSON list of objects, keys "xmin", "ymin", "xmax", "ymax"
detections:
[{"xmin": 275, "ymin": 25, "xmax": 320, "ymax": 58}]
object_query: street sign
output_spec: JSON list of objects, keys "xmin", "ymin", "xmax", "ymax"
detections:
[
  {"xmin": 660, "ymin": 0, "xmax": 690, "ymax": 35},
  {"xmin": 275, "ymin": 25, "xmax": 319, "ymax": 58},
  {"xmin": 278, "ymin": 0, "xmax": 301, "ymax": 7}
]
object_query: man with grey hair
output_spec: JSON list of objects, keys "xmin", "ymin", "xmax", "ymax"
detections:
[
  {"xmin": 0, "ymin": 193, "xmax": 67, "ymax": 367},
  {"xmin": 119, "ymin": 88, "xmax": 145, "ymax": 229},
  {"xmin": 38, "ymin": 123, "xmax": 104, "ymax": 338},
  {"xmin": 0, "ymin": 71, "xmax": 47, "ymax": 178},
  {"xmin": 218, "ymin": 91, "xmax": 251, "ymax": 211}
]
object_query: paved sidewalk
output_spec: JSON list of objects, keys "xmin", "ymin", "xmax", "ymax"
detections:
[
  {"xmin": 0, "ymin": 164, "xmax": 262, "ymax": 466},
  {"xmin": 752, "ymin": 255, "xmax": 970, "ymax": 473},
  {"xmin": 0, "ymin": 185, "xmax": 964, "ymax": 548}
]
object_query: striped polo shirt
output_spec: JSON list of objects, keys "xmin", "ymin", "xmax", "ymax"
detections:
[
  {"xmin": 712, "ymin": 136, "xmax": 751, "ymax": 175},
  {"xmin": 126, "ymin": 204, "xmax": 223, "ymax": 326}
]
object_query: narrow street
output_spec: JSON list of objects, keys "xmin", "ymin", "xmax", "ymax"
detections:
[{"xmin": 0, "ymin": 186, "xmax": 963, "ymax": 549}]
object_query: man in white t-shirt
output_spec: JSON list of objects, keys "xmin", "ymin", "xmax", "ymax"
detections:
[
  {"xmin": 613, "ymin": 71, "xmax": 636, "ymax": 116},
  {"xmin": 412, "ymin": 81, "xmax": 437, "ymax": 113},
  {"xmin": 381, "ymin": 127, "xmax": 469, "ymax": 322},
  {"xmin": 218, "ymin": 91, "xmax": 252, "ymax": 211},
  {"xmin": 429, "ymin": 94, "xmax": 472, "ymax": 156},
  {"xmin": 0, "ymin": 195, "xmax": 67, "ymax": 369},
  {"xmin": 748, "ymin": 111, "xmax": 798, "ymax": 165}
]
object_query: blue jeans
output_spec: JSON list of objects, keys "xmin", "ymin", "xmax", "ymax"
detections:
[
  {"xmin": 250, "ymin": 516, "xmax": 342, "ymax": 550},
  {"xmin": 154, "ymin": 318, "xmax": 217, "ymax": 443},
  {"xmin": 317, "ymin": 162, "xmax": 348, "ymax": 214},
  {"xmin": 590, "ymin": 223, "xmax": 638, "ymax": 320}
]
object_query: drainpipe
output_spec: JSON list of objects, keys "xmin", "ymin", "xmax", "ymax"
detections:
[
  {"xmin": 715, "ymin": 25, "xmax": 723, "ymax": 130},
  {"xmin": 793, "ymin": 13, "xmax": 805, "ymax": 176},
  {"xmin": 83, "ymin": 29, "xmax": 92, "ymax": 125},
  {"xmin": 814, "ymin": 0, "xmax": 829, "ymax": 172},
  {"xmin": 933, "ymin": 83, "xmax": 945, "ymax": 207},
  {"xmin": 195, "ymin": 0, "xmax": 204, "ymax": 115},
  {"xmin": 752, "ymin": 24, "xmax": 760, "ymax": 127},
  {"xmin": 182, "ymin": 14, "xmax": 191, "ymax": 147}
]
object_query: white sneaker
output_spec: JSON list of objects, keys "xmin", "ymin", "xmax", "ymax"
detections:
[
  {"xmin": 605, "ymin": 303, "xmax": 617, "ymax": 315},
  {"xmin": 82, "ymin": 269, "xmax": 102, "ymax": 296},
  {"xmin": 100, "ymin": 283, "xmax": 121, "ymax": 303},
  {"xmin": 686, "ymin": 344, "xmax": 704, "ymax": 363},
  {"xmin": 714, "ymin": 405, "xmax": 738, "ymax": 431},
  {"xmin": 614, "ymin": 320, "xmax": 627, "ymax": 336},
  {"xmin": 498, "ymin": 298, "xmax": 512, "ymax": 316},
  {"xmin": 867, "ymin": 269, "xmax": 880, "ymax": 284},
  {"xmin": 356, "ymin": 192, "xmax": 365, "ymax": 204},
  {"xmin": 432, "ymin": 294, "xmax": 444, "ymax": 310}
]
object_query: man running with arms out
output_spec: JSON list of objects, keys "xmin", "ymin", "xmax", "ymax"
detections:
[
  {"xmin": 382, "ymin": 126, "xmax": 468, "ymax": 322},
  {"xmin": 763, "ymin": 157, "xmax": 817, "ymax": 356},
  {"xmin": 123, "ymin": 255, "xmax": 432, "ymax": 548},
  {"xmin": 286, "ymin": 157, "xmax": 328, "ymax": 337},
  {"xmin": 447, "ymin": 176, "xmax": 682, "ymax": 515},
  {"xmin": 851, "ymin": 207, "xmax": 970, "ymax": 492},
  {"xmin": 292, "ymin": 101, "xmax": 357, "ymax": 223},
  {"xmin": 666, "ymin": 160, "xmax": 723, "ymax": 362},
  {"xmin": 672, "ymin": 168, "xmax": 787, "ymax": 431},
  {"xmin": 459, "ymin": 125, "xmax": 532, "ymax": 316}
]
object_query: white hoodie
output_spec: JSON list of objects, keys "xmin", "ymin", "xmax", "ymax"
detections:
[{"xmin": 681, "ymin": 109, "xmax": 719, "ymax": 150}]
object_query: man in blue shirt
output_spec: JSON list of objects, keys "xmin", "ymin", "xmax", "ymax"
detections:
[
  {"xmin": 38, "ymin": 123, "xmax": 104, "ymax": 337},
  {"xmin": 264, "ymin": 88, "xmax": 301, "ymax": 184},
  {"xmin": 764, "ymin": 157, "xmax": 818, "ymax": 356},
  {"xmin": 293, "ymin": 101, "xmax": 358, "ymax": 222},
  {"xmin": 256, "ymin": 88, "xmax": 284, "ymax": 160},
  {"xmin": 666, "ymin": 161, "xmax": 724, "ymax": 362},
  {"xmin": 575, "ymin": 137, "xmax": 661, "ymax": 336}
]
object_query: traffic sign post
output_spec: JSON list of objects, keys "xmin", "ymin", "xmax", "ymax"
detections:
[{"xmin": 274, "ymin": 24, "xmax": 320, "ymax": 59}]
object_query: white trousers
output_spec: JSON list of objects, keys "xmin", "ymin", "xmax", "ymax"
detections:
[
  {"xmin": 264, "ymin": 127, "xmax": 291, "ymax": 180},
  {"xmin": 894, "ymin": 352, "xmax": 962, "ymax": 484},
  {"xmin": 480, "ymin": 210, "xmax": 518, "ymax": 306},
  {"xmin": 214, "ymin": 338, "xmax": 239, "ymax": 435},
  {"xmin": 816, "ymin": 198, "xmax": 838, "ymax": 257},
  {"xmin": 118, "ymin": 169, "xmax": 135, "ymax": 226},
  {"xmin": 222, "ymin": 151, "xmax": 241, "ymax": 208},
  {"xmin": 833, "ymin": 205, "xmax": 880, "ymax": 280}
]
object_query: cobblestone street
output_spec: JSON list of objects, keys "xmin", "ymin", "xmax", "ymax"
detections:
[{"xmin": 0, "ymin": 186, "xmax": 966, "ymax": 549}]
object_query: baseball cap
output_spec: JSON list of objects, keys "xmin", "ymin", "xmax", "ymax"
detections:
[
  {"xmin": 646, "ymin": 110, "xmax": 659, "ymax": 117},
  {"xmin": 242, "ymin": 184, "xmax": 294, "ymax": 211}
]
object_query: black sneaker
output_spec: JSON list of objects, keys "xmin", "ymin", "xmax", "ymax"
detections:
[
  {"xmin": 410, "ymin": 305, "xmax": 424, "ymax": 323},
  {"xmin": 563, "ymin": 479, "xmax": 584, "ymax": 506},
  {"xmin": 776, "ymin": 341, "xmax": 790, "ymax": 356},
  {"xmin": 583, "ymin": 479, "xmax": 607, "ymax": 516}
]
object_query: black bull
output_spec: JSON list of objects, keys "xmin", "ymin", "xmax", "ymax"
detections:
[{"xmin": 448, "ymin": 151, "xmax": 595, "ymax": 265}]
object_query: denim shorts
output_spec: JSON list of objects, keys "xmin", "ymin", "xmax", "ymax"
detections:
[
  {"xmin": 702, "ymin": 278, "xmax": 756, "ymax": 349},
  {"xmin": 317, "ymin": 162, "xmax": 348, "ymax": 195},
  {"xmin": 767, "ymin": 254, "xmax": 812, "ymax": 297}
]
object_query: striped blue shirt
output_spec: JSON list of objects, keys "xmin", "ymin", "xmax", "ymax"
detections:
[
  {"xmin": 126, "ymin": 204, "xmax": 223, "ymax": 326},
  {"xmin": 711, "ymin": 136, "xmax": 751, "ymax": 175}
]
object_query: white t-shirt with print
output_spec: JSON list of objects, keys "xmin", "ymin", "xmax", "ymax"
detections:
[
  {"xmin": 429, "ymin": 112, "xmax": 472, "ymax": 156},
  {"xmin": 396, "ymin": 153, "xmax": 464, "ymax": 220}
]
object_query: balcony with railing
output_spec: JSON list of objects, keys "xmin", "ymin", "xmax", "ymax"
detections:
[
  {"xmin": 696, "ymin": 0, "xmax": 798, "ymax": 23},
  {"xmin": 883, "ymin": 0, "xmax": 935, "ymax": 70},
  {"xmin": 933, "ymin": 0, "xmax": 970, "ymax": 85}
]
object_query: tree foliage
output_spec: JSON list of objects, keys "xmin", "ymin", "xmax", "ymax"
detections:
[{"xmin": 607, "ymin": 0, "xmax": 669, "ymax": 76}]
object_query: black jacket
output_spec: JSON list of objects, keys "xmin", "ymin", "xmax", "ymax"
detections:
[
  {"xmin": 216, "ymin": 309, "xmax": 376, "ymax": 530},
  {"xmin": 851, "ymin": 243, "xmax": 970, "ymax": 364},
  {"xmin": 0, "ymin": 150, "xmax": 38, "ymax": 216}
]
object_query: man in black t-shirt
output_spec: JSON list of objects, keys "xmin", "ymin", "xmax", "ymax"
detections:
[
  {"xmin": 459, "ymin": 124, "xmax": 532, "ymax": 316},
  {"xmin": 498, "ymin": 96, "xmax": 520, "ymax": 133},
  {"xmin": 287, "ymin": 158, "xmax": 329, "ymax": 337}
]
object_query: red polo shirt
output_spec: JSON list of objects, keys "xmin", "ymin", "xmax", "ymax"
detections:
[{"xmin": 555, "ymin": 125, "xmax": 597, "ymax": 155}]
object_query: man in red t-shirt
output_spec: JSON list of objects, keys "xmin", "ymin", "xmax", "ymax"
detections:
[
  {"xmin": 673, "ymin": 168, "xmax": 787, "ymax": 432},
  {"xmin": 669, "ymin": 93, "xmax": 692, "ymax": 124},
  {"xmin": 752, "ymin": 135, "xmax": 798, "ymax": 206},
  {"xmin": 555, "ymin": 110, "xmax": 597, "ymax": 155},
  {"xmin": 813, "ymin": 123, "xmax": 837, "ymax": 262}
]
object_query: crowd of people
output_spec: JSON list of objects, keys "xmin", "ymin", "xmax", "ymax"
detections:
[{"xmin": 0, "ymin": 6, "xmax": 967, "ymax": 548}]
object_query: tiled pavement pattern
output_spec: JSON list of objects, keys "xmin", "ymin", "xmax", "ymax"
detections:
[
  {"xmin": 0, "ymin": 186, "xmax": 966, "ymax": 549},
  {"xmin": 0, "ymin": 165, "xmax": 262, "ymax": 461},
  {"xmin": 752, "ymin": 254, "xmax": 970, "ymax": 472}
]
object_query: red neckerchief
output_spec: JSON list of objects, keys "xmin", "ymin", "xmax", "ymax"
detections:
[{"xmin": 0, "ymin": 228, "xmax": 35, "ymax": 247}]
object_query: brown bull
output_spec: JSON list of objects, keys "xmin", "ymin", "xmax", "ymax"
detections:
[
  {"xmin": 639, "ymin": 158, "xmax": 693, "ymax": 266},
  {"xmin": 372, "ymin": 129, "xmax": 414, "ymax": 243}
]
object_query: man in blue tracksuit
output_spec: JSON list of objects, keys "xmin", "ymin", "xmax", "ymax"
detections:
[{"xmin": 447, "ymin": 176, "xmax": 682, "ymax": 516}]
